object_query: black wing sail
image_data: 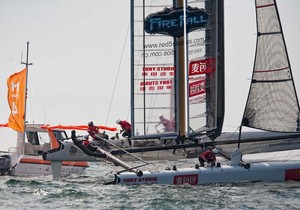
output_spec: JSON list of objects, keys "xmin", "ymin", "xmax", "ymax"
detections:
[{"xmin": 242, "ymin": 0, "xmax": 300, "ymax": 133}]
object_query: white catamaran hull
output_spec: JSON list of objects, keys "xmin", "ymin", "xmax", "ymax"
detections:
[
  {"xmin": 112, "ymin": 149, "xmax": 300, "ymax": 185},
  {"xmin": 114, "ymin": 161, "xmax": 300, "ymax": 185}
]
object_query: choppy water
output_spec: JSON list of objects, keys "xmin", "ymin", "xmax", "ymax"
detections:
[{"xmin": 1, "ymin": 162, "xmax": 300, "ymax": 210}]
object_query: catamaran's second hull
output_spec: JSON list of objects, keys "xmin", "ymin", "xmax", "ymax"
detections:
[
  {"xmin": 110, "ymin": 149, "xmax": 300, "ymax": 185},
  {"xmin": 112, "ymin": 161, "xmax": 300, "ymax": 185}
]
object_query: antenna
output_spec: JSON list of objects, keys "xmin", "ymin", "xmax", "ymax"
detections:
[
  {"xmin": 20, "ymin": 51, "xmax": 23, "ymax": 63},
  {"xmin": 21, "ymin": 42, "xmax": 33, "ymax": 67},
  {"xmin": 20, "ymin": 42, "xmax": 33, "ymax": 155}
]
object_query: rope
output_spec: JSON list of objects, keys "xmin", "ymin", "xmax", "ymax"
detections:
[
  {"xmin": 95, "ymin": 134, "xmax": 149, "ymax": 164},
  {"xmin": 105, "ymin": 23, "xmax": 130, "ymax": 126},
  {"xmin": 27, "ymin": 75, "xmax": 51, "ymax": 124}
]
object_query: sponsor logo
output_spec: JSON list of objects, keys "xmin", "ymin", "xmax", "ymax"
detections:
[
  {"xmin": 189, "ymin": 80, "xmax": 206, "ymax": 97},
  {"xmin": 144, "ymin": 7, "xmax": 208, "ymax": 37},
  {"xmin": 174, "ymin": 174, "xmax": 198, "ymax": 185},
  {"xmin": 123, "ymin": 177, "xmax": 158, "ymax": 184},
  {"xmin": 285, "ymin": 168, "xmax": 300, "ymax": 181},
  {"xmin": 189, "ymin": 58, "xmax": 215, "ymax": 76}
]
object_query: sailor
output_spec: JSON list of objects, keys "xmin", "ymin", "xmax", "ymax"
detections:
[
  {"xmin": 87, "ymin": 121, "xmax": 99, "ymax": 139},
  {"xmin": 198, "ymin": 146, "xmax": 217, "ymax": 167},
  {"xmin": 87, "ymin": 121, "xmax": 110, "ymax": 149},
  {"xmin": 81, "ymin": 135, "xmax": 97, "ymax": 152},
  {"xmin": 155, "ymin": 114, "xmax": 174, "ymax": 132},
  {"xmin": 155, "ymin": 114, "xmax": 175, "ymax": 145},
  {"xmin": 116, "ymin": 119, "xmax": 132, "ymax": 146}
]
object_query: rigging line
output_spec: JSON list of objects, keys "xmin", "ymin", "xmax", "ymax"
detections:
[
  {"xmin": 105, "ymin": 23, "xmax": 130, "ymax": 126},
  {"xmin": 27, "ymin": 75, "xmax": 51, "ymax": 124},
  {"xmin": 283, "ymin": 150, "xmax": 295, "ymax": 162},
  {"xmin": 222, "ymin": 126, "xmax": 285, "ymax": 154},
  {"xmin": 27, "ymin": 79, "xmax": 33, "ymax": 123},
  {"xmin": 99, "ymin": 136, "xmax": 149, "ymax": 164}
]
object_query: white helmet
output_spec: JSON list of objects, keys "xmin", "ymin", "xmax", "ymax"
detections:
[
  {"xmin": 116, "ymin": 119, "xmax": 121, "ymax": 124},
  {"xmin": 212, "ymin": 148, "xmax": 219, "ymax": 154}
]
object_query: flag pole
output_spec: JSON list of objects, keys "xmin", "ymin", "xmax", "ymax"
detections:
[{"xmin": 20, "ymin": 42, "xmax": 33, "ymax": 155}]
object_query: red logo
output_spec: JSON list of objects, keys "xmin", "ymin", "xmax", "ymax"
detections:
[
  {"xmin": 189, "ymin": 58, "xmax": 215, "ymax": 76},
  {"xmin": 285, "ymin": 168, "xmax": 300, "ymax": 181},
  {"xmin": 189, "ymin": 80, "xmax": 206, "ymax": 97},
  {"xmin": 173, "ymin": 174, "xmax": 198, "ymax": 185}
]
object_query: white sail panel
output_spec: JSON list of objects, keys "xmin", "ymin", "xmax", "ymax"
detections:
[
  {"xmin": 131, "ymin": 0, "xmax": 224, "ymax": 139},
  {"xmin": 132, "ymin": 0, "xmax": 176, "ymax": 138},
  {"xmin": 187, "ymin": 0, "xmax": 219, "ymax": 137}
]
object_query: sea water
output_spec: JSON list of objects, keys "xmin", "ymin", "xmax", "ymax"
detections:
[{"xmin": 0, "ymin": 162, "xmax": 299, "ymax": 210}]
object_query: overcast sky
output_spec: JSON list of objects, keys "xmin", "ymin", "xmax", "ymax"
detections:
[{"xmin": 0, "ymin": 0, "xmax": 299, "ymax": 151}]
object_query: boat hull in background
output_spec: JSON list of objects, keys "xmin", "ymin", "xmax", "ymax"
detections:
[{"xmin": 0, "ymin": 153, "xmax": 88, "ymax": 177}]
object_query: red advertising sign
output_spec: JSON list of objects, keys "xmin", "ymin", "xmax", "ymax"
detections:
[
  {"xmin": 139, "ymin": 66, "xmax": 175, "ymax": 92},
  {"xmin": 285, "ymin": 168, "xmax": 300, "ymax": 181},
  {"xmin": 189, "ymin": 58, "xmax": 215, "ymax": 76},
  {"xmin": 173, "ymin": 174, "xmax": 198, "ymax": 185},
  {"xmin": 189, "ymin": 79, "xmax": 206, "ymax": 97}
]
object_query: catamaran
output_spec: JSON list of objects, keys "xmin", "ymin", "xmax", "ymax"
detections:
[
  {"xmin": 108, "ymin": 0, "xmax": 300, "ymax": 185},
  {"xmin": 44, "ymin": 0, "xmax": 300, "ymax": 185}
]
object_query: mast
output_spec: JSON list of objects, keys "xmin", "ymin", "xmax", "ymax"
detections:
[
  {"xmin": 177, "ymin": 0, "xmax": 187, "ymax": 140},
  {"xmin": 20, "ymin": 42, "xmax": 33, "ymax": 155}
]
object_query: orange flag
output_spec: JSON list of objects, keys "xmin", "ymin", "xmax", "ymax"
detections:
[{"xmin": 7, "ymin": 68, "xmax": 27, "ymax": 132}]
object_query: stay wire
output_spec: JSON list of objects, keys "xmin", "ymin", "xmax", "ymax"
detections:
[{"xmin": 105, "ymin": 23, "xmax": 130, "ymax": 126}]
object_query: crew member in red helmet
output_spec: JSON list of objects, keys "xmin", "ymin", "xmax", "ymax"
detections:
[
  {"xmin": 199, "ymin": 146, "xmax": 216, "ymax": 167},
  {"xmin": 116, "ymin": 119, "xmax": 132, "ymax": 146}
]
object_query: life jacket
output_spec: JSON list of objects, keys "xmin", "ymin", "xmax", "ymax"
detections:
[
  {"xmin": 200, "ymin": 150, "xmax": 216, "ymax": 161},
  {"xmin": 120, "ymin": 121, "xmax": 131, "ymax": 131},
  {"xmin": 82, "ymin": 140, "xmax": 90, "ymax": 147},
  {"xmin": 88, "ymin": 125, "xmax": 99, "ymax": 138}
]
